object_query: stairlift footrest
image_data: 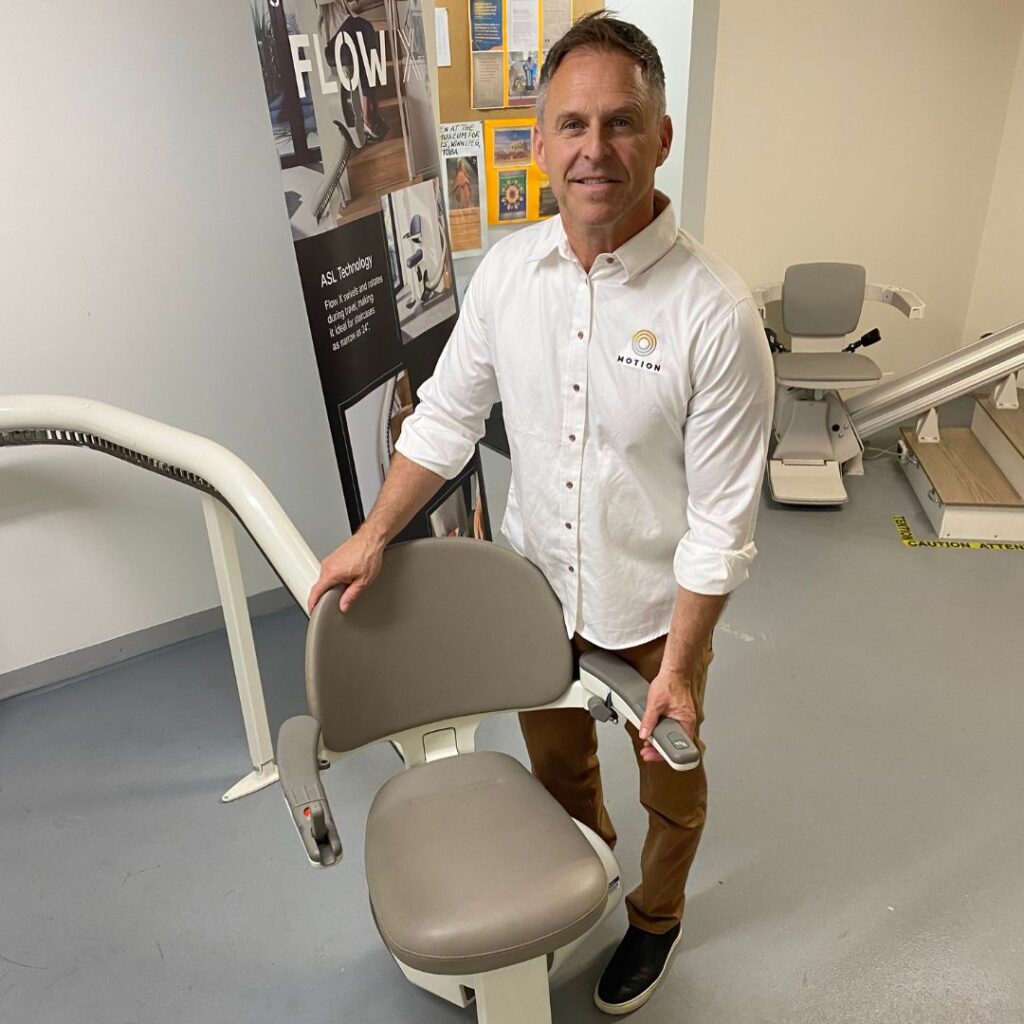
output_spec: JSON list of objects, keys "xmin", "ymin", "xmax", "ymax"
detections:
[{"xmin": 768, "ymin": 460, "xmax": 849, "ymax": 504}]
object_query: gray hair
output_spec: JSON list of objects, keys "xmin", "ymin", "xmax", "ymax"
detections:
[{"xmin": 536, "ymin": 12, "xmax": 666, "ymax": 123}]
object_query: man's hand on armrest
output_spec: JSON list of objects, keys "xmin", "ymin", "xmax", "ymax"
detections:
[
  {"xmin": 307, "ymin": 452, "xmax": 446, "ymax": 614},
  {"xmin": 638, "ymin": 587, "xmax": 727, "ymax": 763}
]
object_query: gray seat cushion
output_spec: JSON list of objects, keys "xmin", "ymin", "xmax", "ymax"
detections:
[
  {"xmin": 365, "ymin": 751, "xmax": 609, "ymax": 976},
  {"xmin": 774, "ymin": 351, "xmax": 881, "ymax": 385}
]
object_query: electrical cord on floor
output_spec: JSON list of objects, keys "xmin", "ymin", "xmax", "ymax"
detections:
[{"xmin": 863, "ymin": 444, "xmax": 902, "ymax": 461}]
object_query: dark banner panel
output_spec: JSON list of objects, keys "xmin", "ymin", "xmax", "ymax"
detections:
[{"xmin": 251, "ymin": 0, "xmax": 489, "ymax": 541}]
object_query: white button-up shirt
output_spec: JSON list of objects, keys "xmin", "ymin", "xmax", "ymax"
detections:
[{"xmin": 396, "ymin": 196, "xmax": 774, "ymax": 648}]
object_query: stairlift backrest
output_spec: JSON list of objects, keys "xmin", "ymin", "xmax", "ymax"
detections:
[
  {"xmin": 305, "ymin": 538, "xmax": 574, "ymax": 753},
  {"xmin": 782, "ymin": 262, "xmax": 866, "ymax": 339}
]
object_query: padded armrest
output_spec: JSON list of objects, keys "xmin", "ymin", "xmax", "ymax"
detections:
[
  {"xmin": 864, "ymin": 283, "xmax": 925, "ymax": 320},
  {"xmin": 578, "ymin": 651, "xmax": 700, "ymax": 771},
  {"xmin": 278, "ymin": 715, "xmax": 343, "ymax": 867}
]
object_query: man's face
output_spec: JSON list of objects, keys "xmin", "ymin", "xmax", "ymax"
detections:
[{"xmin": 534, "ymin": 47, "xmax": 671, "ymax": 244}]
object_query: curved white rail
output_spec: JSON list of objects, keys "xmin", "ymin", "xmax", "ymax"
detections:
[
  {"xmin": 0, "ymin": 394, "xmax": 319, "ymax": 605},
  {"xmin": 0, "ymin": 394, "xmax": 324, "ymax": 802}
]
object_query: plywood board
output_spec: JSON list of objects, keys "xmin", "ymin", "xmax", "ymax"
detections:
[{"xmin": 900, "ymin": 427, "xmax": 1024, "ymax": 508}]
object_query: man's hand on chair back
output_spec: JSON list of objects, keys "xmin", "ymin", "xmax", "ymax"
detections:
[
  {"xmin": 307, "ymin": 525, "xmax": 387, "ymax": 615},
  {"xmin": 307, "ymin": 453, "xmax": 448, "ymax": 614}
]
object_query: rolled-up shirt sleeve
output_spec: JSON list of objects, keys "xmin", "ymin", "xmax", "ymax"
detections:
[
  {"xmin": 673, "ymin": 298, "xmax": 774, "ymax": 595},
  {"xmin": 395, "ymin": 267, "xmax": 501, "ymax": 479}
]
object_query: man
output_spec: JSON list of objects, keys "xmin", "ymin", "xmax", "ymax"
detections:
[{"xmin": 308, "ymin": 12, "xmax": 774, "ymax": 1015}]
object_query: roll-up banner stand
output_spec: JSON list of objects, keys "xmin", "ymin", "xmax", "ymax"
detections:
[{"xmin": 251, "ymin": 0, "xmax": 489, "ymax": 542}]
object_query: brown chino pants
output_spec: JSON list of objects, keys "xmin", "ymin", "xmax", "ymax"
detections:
[{"xmin": 518, "ymin": 632, "xmax": 713, "ymax": 935}]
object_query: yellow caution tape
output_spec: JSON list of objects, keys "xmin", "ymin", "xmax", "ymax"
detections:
[{"xmin": 893, "ymin": 515, "xmax": 1024, "ymax": 551}]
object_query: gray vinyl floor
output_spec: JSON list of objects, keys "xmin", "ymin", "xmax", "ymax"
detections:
[{"xmin": 3, "ymin": 435, "xmax": 1023, "ymax": 1024}]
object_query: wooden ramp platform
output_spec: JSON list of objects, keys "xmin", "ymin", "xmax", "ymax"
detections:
[{"xmin": 900, "ymin": 427, "xmax": 1024, "ymax": 507}]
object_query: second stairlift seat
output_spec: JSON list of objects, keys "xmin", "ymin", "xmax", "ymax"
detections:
[
  {"xmin": 774, "ymin": 262, "xmax": 882, "ymax": 389},
  {"xmin": 756, "ymin": 262, "xmax": 923, "ymax": 505}
]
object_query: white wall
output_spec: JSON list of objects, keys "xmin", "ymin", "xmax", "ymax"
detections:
[
  {"xmin": 613, "ymin": 0, "xmax": 694, "ymax": 215},
  {"xmin": 0, "ymin": 2, "xmax": 351, "ymax": 678},
  {"xmin": 965, "ymin": 29, "xmax": 1024, "ymax": 345},
  {"xmin": 703, "ymin": 0, "xmax": 1024, "ymax": 376}
]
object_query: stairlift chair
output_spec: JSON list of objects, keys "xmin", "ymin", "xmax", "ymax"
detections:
[
  {"xmin": 752, "ymin": 262, "xmax": 924, "ymax": 505},
  {"xmin": 276, "ymin": 538, "xmax": 698, "ymax": 1024}
]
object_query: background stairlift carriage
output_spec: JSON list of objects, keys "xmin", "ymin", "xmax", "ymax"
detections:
[
  {"xmin": 402, "ymin": 209, "xmax": 449, "ymax": 312},
  {"xmin": 278, "ymin": 538, "xmax": 699, "ymax": 1024},
  {"xmin": 753, "ymin": 263, "xmax": 925, "ymax": 505}
]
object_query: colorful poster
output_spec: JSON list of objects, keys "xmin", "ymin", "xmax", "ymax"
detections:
[
  {"xmin": 506, "ymin": 50, "xmax": 539, "ymax": 107},
  {"xmin": 440, "ymin": 121, "xmax": 486, "ymax": 257},
  {"xmin": 484, "ymin": 117, "xmax": 553, "ymax": 224},
  {"xmin": 470, "ymin": 0, "xmax": 504, "ymax": 51},
  {"xmin": 251, "ymin": 0, "xmax": 488, "ymax": 539},
  {"xmin": 497, "ymin": 169, "xmax": 528, "ymax": 221}
]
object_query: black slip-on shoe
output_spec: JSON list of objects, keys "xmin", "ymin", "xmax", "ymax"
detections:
[{"xmin": 594, "ymin": 923, "xmax": 682, "ymax": 1015}]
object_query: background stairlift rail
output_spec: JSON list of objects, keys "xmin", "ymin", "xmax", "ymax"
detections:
[
  {"xmin": 0, "ymin": 394, "xmax": 320, "ymax": 802},
  {"xmin": 847, "ymin": 320, "xmax": 1024, "ymax": 440}
]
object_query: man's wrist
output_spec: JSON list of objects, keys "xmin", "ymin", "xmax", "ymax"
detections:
[
  {"xmin": 357, "ymin": 519, "xmax": 390, "ymax": 550},
  {"xmin": 658, "ymin": 666, "xmax": 694, "ymax": 688},
  {"xmin": 660, "ymin": 643, "xmax": 706, "ymax": 680}
]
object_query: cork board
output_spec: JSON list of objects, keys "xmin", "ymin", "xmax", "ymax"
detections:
[{"xmin": 437, "ymin": 0, "xmax": 604, "ymax": 125}]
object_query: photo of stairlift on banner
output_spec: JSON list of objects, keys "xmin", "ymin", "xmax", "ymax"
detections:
[
  {"xmin": 381, "ymin": 178, "xmax": 457, "ymax": 343},
  {"xmin": 338, "ymin": 369, "xmax": 489, "ymax": 537}
]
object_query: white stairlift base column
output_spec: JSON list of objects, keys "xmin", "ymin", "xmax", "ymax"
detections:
[{"xmin": 473, "ymin": 957, "xmax": 552, "ymax": 1024}]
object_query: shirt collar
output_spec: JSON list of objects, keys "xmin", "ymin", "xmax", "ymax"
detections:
[
  {"xmin": 521, "ymin": 191, "xmax": 678, "ymax": 282},
  {"xmin": 615, "ymin": 192, "xmax": 677, "ymax": 281}
]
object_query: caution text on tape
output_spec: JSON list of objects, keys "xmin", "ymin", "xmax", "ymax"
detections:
[{"xmin": 893, "ymin": 515, "xmax": 1024, "ymax": 551}]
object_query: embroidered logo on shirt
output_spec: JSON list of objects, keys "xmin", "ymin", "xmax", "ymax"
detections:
[{"xmin": 617, "ymin": 330, "xmax": 662, "ymax": 374}]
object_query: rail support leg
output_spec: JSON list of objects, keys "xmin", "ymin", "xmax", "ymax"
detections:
[
  {"xmin": 202, "ymin": 495, "xmax": 279, "ymax": 802},
  {"xmin": 993, "ymin": 372, "xmax": 1020, "ymax": 410},
  {"xmin": 915, "ymin": 407, "xmax": 941, "ymax": 443}
]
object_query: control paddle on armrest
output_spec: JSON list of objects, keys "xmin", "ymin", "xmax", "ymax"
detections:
[
  {"xmin": 278, "ymin": 715, "xmax": 343, "ymax": 867},
  {"xmin": 578, "ymin": 651, "xmax": 701, "ymax": 771}
]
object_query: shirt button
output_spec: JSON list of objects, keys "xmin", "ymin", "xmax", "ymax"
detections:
[
  {"xmin": 576, "ymin": 330, "xmax": 584, "ymax": 339},
  {"xmin": 572, "ymin": 384, "xmax": 580, "ymax": 392},
  {"xmin": 605, "ymin": 257, "xmax": 614, "ymax": 264},
  {"xmin": 564, "ymin": 522, "xmax": 571, "ymax": 529},
  {"xmin": 566, "ymin": 481, "xmax": 573, "ymax": 489},
  {"xmin": 568, "ymin": 433, "xmax": 576, "ymax": 442},
  {"xmin": 568, "ymin": 566, "xmax": 575, "ymax": 573}
]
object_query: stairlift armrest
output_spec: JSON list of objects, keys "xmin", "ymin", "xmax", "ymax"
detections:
[
  {"xmin": 865, "ymin": 283, "xmax": 925, "ymax": 320},
  {"xmin": 578, "ymin": 651, "xmax": 700, "ymax": 772},
  {"xmin": 751, "ymin": 282, "xmax": 782, "ymax": 320},
  {"xmin": 278, "ymin": 715, "xmax": 343, "ymax": 868}
]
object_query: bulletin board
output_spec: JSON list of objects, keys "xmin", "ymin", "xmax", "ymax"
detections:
[
  {"xmin": 437, "ymin": 0, "xmax": 604, "ymax": 125},
  {"xmin": 484, "ymin": 117, "xmax": 558, "ymax": 224}
]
